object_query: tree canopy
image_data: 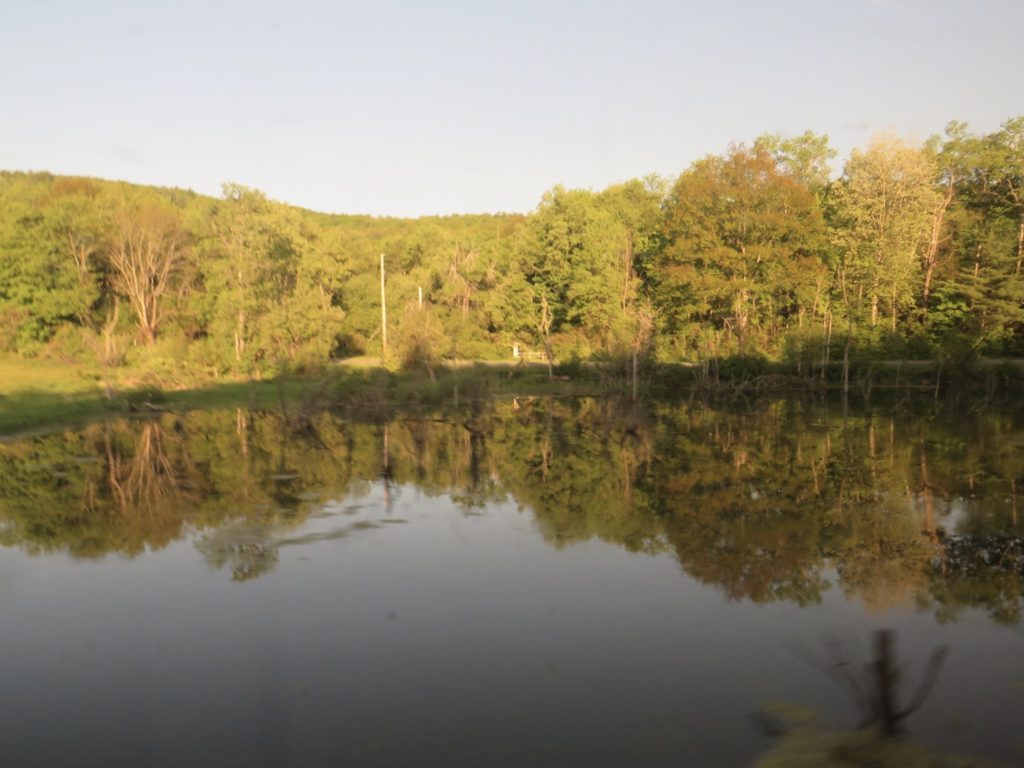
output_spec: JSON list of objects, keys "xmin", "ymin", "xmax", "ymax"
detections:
[{"xmin": 2, "ymin": 114, "xmax": 1023, "ymax": 374}]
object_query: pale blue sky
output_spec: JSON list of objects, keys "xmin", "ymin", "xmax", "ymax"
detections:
[{"xmin": 1, "ymin": 0, "xmax": 1021, "ymax": 217}]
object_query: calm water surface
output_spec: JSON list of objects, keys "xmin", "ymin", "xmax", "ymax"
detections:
[{"xmin": 1, "ymin": 397, "xmax": 1023, "ymax": 766}]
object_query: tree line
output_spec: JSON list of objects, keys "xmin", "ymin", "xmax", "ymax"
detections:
[{"xmin": 1, "ymin": 116, "xmax": 1022, "ymax": 379}]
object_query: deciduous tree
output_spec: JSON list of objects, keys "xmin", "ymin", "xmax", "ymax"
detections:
[
  {"xmin": 831, "ymin": 136, "xmax": 939, "ymax": 332},
  {"xmin": 106, "ymin": 194, "xmax": 187, "ymax": 345},
  {"xmin": 655, "ymin": 146, "xmax": 827, "ymax": 355}
]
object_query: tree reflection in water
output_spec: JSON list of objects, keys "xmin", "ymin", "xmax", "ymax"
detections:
[
  {"xmin": 751, "ymin": 629, "xmax": 1005, "ymax": 767},
  {"xmin": 0, "ymin": 396, "xmax": 1022, "ymax": 623}
]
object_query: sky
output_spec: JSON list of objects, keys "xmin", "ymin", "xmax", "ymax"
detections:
[{"xmin": 1, "ymin": 0, "xmax": 1021, "ymax": 217}]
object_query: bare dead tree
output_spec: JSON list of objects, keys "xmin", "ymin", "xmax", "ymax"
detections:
[{"xmin": 106, "ymin": 199, "xmax": 186, "ymax": 345}]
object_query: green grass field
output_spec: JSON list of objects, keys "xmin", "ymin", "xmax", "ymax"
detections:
[
  {"xmin": 0, "ymin": 358, "xmax": 103, "ymax": 397},
  {"xmin": 0, "ymin": 356, "xmax": 599, "ymax": 436}
]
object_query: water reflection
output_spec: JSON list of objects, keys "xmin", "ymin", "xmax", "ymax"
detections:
[
  {"xmin": 751, "ymin": 628, "xmax": 1009, "ymax": 767},
  {"xmin": 2, "ymin": 397, "xmax": 1023, "ymax": 766},
  {"xmin": 1, "ymin": 397, "xmax": 1023, "ymax": 622}
]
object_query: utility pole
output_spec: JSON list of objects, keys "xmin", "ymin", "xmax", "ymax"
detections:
[{"xmin": 380, "ymin": 253, "xmax": 388, "ymax": 357}]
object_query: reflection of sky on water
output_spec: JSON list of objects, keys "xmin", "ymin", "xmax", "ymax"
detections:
[
  {"xmin": 1, "ymin": 399, "xmax": 1024, "ymax": 765},
  {"xmin": 1, "ymin": 480, "xmax": 1022, "ymax": 766}
]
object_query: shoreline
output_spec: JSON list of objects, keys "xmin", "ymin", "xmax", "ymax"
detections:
[{"xmin": 3, "ymin": 356, "xmax": 1023, "ymax": 438}]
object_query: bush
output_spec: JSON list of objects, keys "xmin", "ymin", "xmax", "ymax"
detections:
[
  {"xmin": 451, "ymin": 338, "xmax": 503, "ymax": 361},
  {"xmin": 39, "ymin": 324, "xmax": 94, "ymax": 363},
  {"xmin": 393, "ymin": 306, "xmax": 447, "ymax": 379},
  {"xmin": 0, "ymin": 306, "xmax": 30, "ymax": 355},
  {"xmin": 716, "ymin": 354, "xmax": 769, "ymax": 382},
  {"xmin": 554, "ymin": 355, "xmax": 586, "ymax": 379},
  {"xmin": 124, "ymin": 334, "xmax": 207, "ymax": 388}
]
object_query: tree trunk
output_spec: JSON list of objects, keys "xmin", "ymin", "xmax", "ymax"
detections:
[
  {"xmin": 735, "ymin": 289, "xmax": 749, "ymax": 334},
  {"xmin": 235, "ymin": 309, "xmax": 246, "ymax": 362},
  {"xmin": 842, "ymin": 333, "xmax": 851, "ymax": 397},
  {"xmin": 540, "ymin": 292, "xmax": 554, "ymax": 381},
  {"xmin": 631, "ymin": 348, "xmax": 638, "ymax": 403},
  {"xmin": 821, "ymin": 310, "xmax": 832, "ymax": 384},
  {"xmin": 922, "ymin": 176, "xmax": 954, "ymax": 308},
  {"xmin": 235, "ymin": 266, "xmax": 246, "ymax": 362},
  {"xmin": 1016, "ymin": 218, "xmax": 1024, "ymax": 275},
  {"xmin": 380, "ymin": 254, "xmax": 388, "ymax": 357}
]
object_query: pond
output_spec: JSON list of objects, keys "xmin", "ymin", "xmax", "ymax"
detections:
[{"xmin": 1, "ymin": 396, "xmax": 1023, "ymax": 766}]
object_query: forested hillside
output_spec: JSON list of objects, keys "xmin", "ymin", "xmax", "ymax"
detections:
[{"xmin": 2, "ymin": 117, "xmax": 1022, "ymax": 382}]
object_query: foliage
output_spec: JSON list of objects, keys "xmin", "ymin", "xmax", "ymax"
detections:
[
  {"xmin": 830, "ymin": 135, "xmax": 940, "ymax": 333},
  {"xmin": 655, "ymin": 145, "xmax": 827, "ymax": 357},
  {"xmin": 1, "ymin": 115, "xmax": 1022, "ymax": 376}
]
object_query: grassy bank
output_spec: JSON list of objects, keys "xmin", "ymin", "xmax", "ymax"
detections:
[
  {"xmin": 3, "ymin": 355, "xmax": 1023, "ymax": 437},
  {"xmin": 0, "ymin": 358, "xmax": 601, "ymax": 436}
]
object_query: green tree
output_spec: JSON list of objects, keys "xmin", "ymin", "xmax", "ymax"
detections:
[
  {"xmin": 0, "ymin": 175, "xmax": 112, "ymax": 349},
  {"xmin": 200, "ymin": 185, "xmax": 287, "ymax": 366},
  {"xmin": 515, "ymin": 184, "xmax": 662, "ymax": 358},
  {"xmin": 197, "ymin": 185, "xmax": 345, "ymax": 372},
  {"xmin": 38, "ymin": 178, "xmax": 111, "ymax": 330},
  {"xmin": 927, "ymin": 118, "xmax": 1024, "ymax": 352},
  {"xmin": 655, "ymin": 145, "xmax": 827, "ymax": 356},
  {"xmin": 754, "ymin": 130, "xmax": 836, "ymax": 195},
  {"xmin": 830, "ymin": 135, "xmax": 940, "ymax": 333}
]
